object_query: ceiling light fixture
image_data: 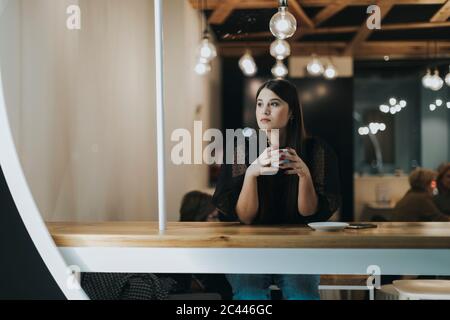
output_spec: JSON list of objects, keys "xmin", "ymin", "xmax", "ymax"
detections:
[
  {"xmin": 269, "ymin": 0, "xmax": 297, "ymax": 40},
  {"xmin": 239, "ymin": 50, "xmax": 257, "ymax": 76}
]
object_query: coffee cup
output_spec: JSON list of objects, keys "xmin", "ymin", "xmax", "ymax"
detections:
[{"xmin": 271, "ymin": 149, "xmax": 290, "ymax": 168}]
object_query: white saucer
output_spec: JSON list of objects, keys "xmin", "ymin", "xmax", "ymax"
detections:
[{"xmin": 307, "ymin": 222, "xmax": 349, "ymax": 231}]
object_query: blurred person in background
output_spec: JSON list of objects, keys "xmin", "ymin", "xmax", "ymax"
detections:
[
  {"xmin": 179, "ymin": 191, "xmax": 220, "ymax": 222},
  {"xmin": 393, "ymin": 168, "xmax": 449, "ymax": 222}
]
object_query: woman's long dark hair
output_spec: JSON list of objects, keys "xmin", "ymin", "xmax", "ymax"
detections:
[{"xmin": 255, "ymin": 79, "xmax": 309, "ymax": 223}]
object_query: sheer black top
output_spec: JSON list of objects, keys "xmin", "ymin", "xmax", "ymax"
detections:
[{"xmin": 212, "ymin": 136, "xmax": 341, "ymax": 225}]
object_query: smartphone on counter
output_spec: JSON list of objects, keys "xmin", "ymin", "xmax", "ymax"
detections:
[{"xmin": 346, "ymin": 223, "xmax": 378, "ymax": 229}]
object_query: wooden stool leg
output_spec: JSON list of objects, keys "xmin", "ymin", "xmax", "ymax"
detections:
[{"xmin": 369, "ymin": 288, "xmax": 374, "ymax": 300}]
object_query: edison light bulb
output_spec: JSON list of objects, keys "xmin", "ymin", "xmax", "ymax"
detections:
[
  {"xmin": 379, "ymin": 105, "xmax": 389, "ymax": 113},
  {"xmin": 194, "ymin": 60, "xmax": 211, "ymax": 75},
  {"xmin": 198, "ymin": 37, "xmax": 217, "ymax": 62},
  {"xmin": 271, "ymin": 60, "xmax": 288, "ymax": 78},
  {"xmin": 429, "ymin": 69, "xmax": 443, "ymax": 91},
  {"xmin": 239, "ymin": 51, "xmax": 257, "ymax": 76},
  {"xmin": 269, "ymin": 4, "xmax": 297, "ymax": 40},
  {"xmin": 422, "ymin": 69, "xmax": 433, "ymax": 89},
  {"xmin": 324, "ymin": 64, "xmax": 337, "ymax": 79},
  {"xmin": 306, "ymin": 55, "xmax": 324, "ymax": 76},
  {"xmin": 445, "ymin": 66, "xmax": 450, "ymax": 87},
  {"xmin": 369, "ymin": 123, "xmax": 379, "ymax": 135},
  {"xmin": 270, "ymin": 39, "xmax": 291, "ymax": 60}
]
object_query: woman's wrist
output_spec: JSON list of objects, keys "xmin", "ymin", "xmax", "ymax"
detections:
[
  {"xmin": 246, "ymin": 164, "xmax": 259, "ymax": 178},
  {"xmin": 298, "ymin": 167, "xmax": 311, "ymax": 179}
]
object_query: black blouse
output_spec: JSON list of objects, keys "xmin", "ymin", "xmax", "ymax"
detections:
[{"xmin": 212, "ymin": 136, "xmax": 341, "ymax": 225}]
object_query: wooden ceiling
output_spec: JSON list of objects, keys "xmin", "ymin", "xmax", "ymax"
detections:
[{"xmin": 188, "ymin": 0, "xmax": 450, "ymax": 60}]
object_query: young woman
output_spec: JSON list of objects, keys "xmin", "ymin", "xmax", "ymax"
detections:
[{"xmin": 212, "ymin": 79, "xmax": 341, "ymax": 300}]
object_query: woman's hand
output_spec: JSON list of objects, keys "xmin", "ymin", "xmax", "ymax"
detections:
[
  {"xmin": 279, "ymin": 148, "xmax": 311, "ymax": 178},
  {"xmin": 280, "ymin": 148, "xmax": 318, "ymax": 216},
  {"xmin": 246, "ymin": 146, "xmax": 279, "ymax": 178}
]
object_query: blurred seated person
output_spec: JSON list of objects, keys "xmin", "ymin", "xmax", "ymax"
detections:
[
  {"xmin": 434, "ymin": 163, "xmax": 450, "ymax": 215},
  {"xmin": 169, "ymin": 191, "xmax": 232, "ymax": 299},
  {"xmin": 179, "ymin": 190, "xmax": 220, "ymax": 222},
  {"xmin": 393, "ymin": 168, "xmax": 449, "ymax": 222}
]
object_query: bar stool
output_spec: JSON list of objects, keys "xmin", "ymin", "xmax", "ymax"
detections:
[
  {"xmin": 393, "ymin": 280, "xmax": 450, "ymax": 300},
  {"xmin": 376, "ymin": 284, "xmax": 400, "ymax": 300}
]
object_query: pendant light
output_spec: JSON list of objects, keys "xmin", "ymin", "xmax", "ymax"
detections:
[
  {"xmin": 269, "ymin": 0, "xmax": 297, "ymax": 40},
  {"xmin": 429, "ymin": 68, "xmax": 444, "ymax": 91},
  {"xmin": 270, "ymin": 39, "xmax": 291, "ymax": 60},
  {"xmin": 195, "ymin": 58, "xmax": 211, "ymax": 75},
  {"xmin": 422, "ymin": 68, "xmax": 433, "ymax": 89},
  {"xmin": 194, "ymin": 0, "xmax": 215, "ymax": 75},
  {"xmin": 323, "ymin": 42, "xmax": 338, "ymax": 80},
  {"xmin": 307, "ymin": 54, "xmax": 324, "ymax": 76},
  {"xmin": 422, "ymin": 42, "xmax": 432, "ymax": 89},
  {"xmin": 324, "ymin": 56, "xmax": 337, "ymax": 80},
  {"xmin": 271, "ymin": 60, "xmax": 288, "ymax": 78},
  {"xmin": 239, "ymin": 50, "xmax": 257, "ymax": 76},
  {"xmin": 198, "ymin": 31, "xmax": 217, "ymax": 62},
  {"xmin": 425, "ymin": 42, "xmax": 443, "ymax": 91}
]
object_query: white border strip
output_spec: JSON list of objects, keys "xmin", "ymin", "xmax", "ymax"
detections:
[
  {"xmin": 59, "ymin": 247, "xmax": 450, "ymax": 276},
  {"xmin": 0, "ymin": 70, "xmax": 88, "ymax": 299},
  {"xmin": 154, "ymin": 0, "xmax": 166, "ymax": 231}
]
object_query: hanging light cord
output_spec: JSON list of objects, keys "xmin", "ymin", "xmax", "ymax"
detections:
[
  {"xmin": 279, "ymin": 0, "xmax": 288, "ymax": 7},
  {"xmin": 203, "ymin": 0, "xmax": 209, "ymax": 36}
]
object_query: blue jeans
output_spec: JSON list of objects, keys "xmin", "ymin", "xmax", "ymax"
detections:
[{"xmin": 226, "ymin": 274, "xmax": 320, "ymax": 300}]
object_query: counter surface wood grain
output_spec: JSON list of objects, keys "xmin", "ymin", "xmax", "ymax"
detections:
[{"xmin": 47, "ymin": 222, "xmax": 450, "ymax": 249}]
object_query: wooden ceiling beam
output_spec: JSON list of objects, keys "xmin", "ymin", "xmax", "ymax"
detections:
[
  {"xmin": 356, "ymin": 41, "xmax": 450, "ymax": 59},
  {"xmin": 382, "ymin": 20, "xmax": 450, "ymax": 29},
  {"xmin": 218, "ymin": 41, "xmax": 450, "ymax": 59},
  {"xmin": 189, "ymin": 0, "xmax": 277, "ymax": 10},
  {"xmin": 189, "ymin": 0, "xmax": 448, "ymax": 10},
  {"xmin": 299, "ymin": 0, "xmax": 446, "ymax": 5},
  {"xmin": 208, "ymin": 0, "xmax": 241, "ymax": 25},
  {"xmin": 431, "ymin": 0, "xmax": 450, "ymax": 22},
  {"xmin": 344, "ymin": 0, "xmax": 394, "ymax": 55},
  {"xmin": 229, "ymin": 21, "xmax": 450, "ymax": 40},
  {"xmin": 289, "ymin": 0, "xmax": 315, "ymax": 29},
  {"xmin": 312, "ymin": 1, "xmax": 351, "ymax": 26},
  {"xmin": 218, "ymin": 41, "xmax": 347, "ymax": 57}
]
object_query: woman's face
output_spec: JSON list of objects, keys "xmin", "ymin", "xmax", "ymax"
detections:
[
  {"xmin": 441, "ymin": 169, "xmax": 450, "ymax": 191},
  {"xmin": 256, "ymin": 88, "xmax": 291, "ymax": 130}
]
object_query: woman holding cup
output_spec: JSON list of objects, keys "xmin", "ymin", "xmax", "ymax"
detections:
[{"xmin": 212, "ymin": 79, "xmax": 341, "ymax": 300}]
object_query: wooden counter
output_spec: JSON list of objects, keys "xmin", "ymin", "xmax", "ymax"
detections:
[
  {"xmin": 47, "ymin": 221, "xmax": 450, "ymax": 249},
  {"xmin": 47, "ymin": 222, "xmax": 450, "ymax": 275}
]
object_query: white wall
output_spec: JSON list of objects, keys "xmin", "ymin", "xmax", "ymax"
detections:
[
  {"xmin": 162, "ymin": 0, "xmax": 221, "ymax": 219},
  {"xmin": 0, "ymin": 0, "xmax": 219, "ymax": 222}
]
